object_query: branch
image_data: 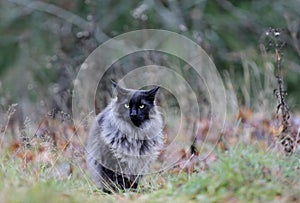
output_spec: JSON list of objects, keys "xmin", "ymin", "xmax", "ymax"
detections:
[{"xmin": 8, "ymin": 0, "xmax": 109, "ymax": 42}]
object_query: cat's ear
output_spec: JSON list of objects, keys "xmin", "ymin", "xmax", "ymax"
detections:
[
  {"xmin": 111, "ymin": 80, "xmax": 129, "ymax": 97},
  {"xmin": 145, "ymin": 86, "xmax": 160, "ymax": 102}
]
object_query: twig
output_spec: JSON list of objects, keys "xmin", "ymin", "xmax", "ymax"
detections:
[
  {"xmin": 8, "ymin": 0, "xmax": 109, "ymax": 42},
  {"xmin": 265, "ymin": 28, "xmax": 295, "ymax": 155},
  {"xmin": 0, "ymin": 104, "xmax": 18, "ymax": 147}
]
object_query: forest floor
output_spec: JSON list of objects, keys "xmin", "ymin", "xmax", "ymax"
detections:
[{"xmin": 0, "ymin": 108, "xmax": 300, "ymax": 203}]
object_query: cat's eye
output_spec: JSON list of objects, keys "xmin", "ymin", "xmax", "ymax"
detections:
[
  {"xmin": 139, "ymin": 104, "xmax": 144, "ymax": 109},
  {"xmin": 124, "ymin": 103, "xmax": 129, "ymax": 108}
]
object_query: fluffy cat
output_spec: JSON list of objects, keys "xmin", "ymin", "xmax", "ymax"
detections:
[{"xmin": 86, "ymin": 81, "xmax": 164, "ymax": 192}]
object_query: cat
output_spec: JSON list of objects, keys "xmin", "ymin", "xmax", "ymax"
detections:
[{"xmin": 86, "ymin": 80, "xmax": 164, "ymax": 192}]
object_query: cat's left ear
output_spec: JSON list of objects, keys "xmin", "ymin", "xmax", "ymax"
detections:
[
  {"xmin": 145, "ymin": 86, "xmax": 160, "ymax": 102},
  {"xmin": 111, "ymin": 80, "xmax": 129, "ymax": 97}
]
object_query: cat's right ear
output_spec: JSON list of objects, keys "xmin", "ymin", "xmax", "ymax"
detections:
[{"xmin": 111, "ymin": 80, "xmax": 129, "ymax": 97}]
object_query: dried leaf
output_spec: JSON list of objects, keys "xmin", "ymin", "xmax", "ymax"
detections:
[{"xmin": 237, "ymin": 108, "xmax": 253, "ymax": 121}]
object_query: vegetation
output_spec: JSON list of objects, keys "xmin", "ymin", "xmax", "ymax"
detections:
[
  {"xmin": 0, "ymin": 0, "xmax": 300, "ymax": 202},
  {"xmin": 1, "ymin": 0, "xmax": 300, "ymax": 114},
  {"xmin": 1, "ymin": 145, "xmax": 300, "ymax": 203}
]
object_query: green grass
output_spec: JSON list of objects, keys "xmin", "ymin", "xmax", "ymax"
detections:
[{"xmin": 0, "ymin": 145, "xmax": 299, "ymax": 203}]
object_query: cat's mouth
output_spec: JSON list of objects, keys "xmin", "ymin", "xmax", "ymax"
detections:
[{"xmin": 130, "ymin": 116, "xmax": 143, "ymax": 127}]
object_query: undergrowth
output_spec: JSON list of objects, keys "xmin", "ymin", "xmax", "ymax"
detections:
[{"xmin": 0, "ymin": 145, "xmax": 299, "ymax": 203}]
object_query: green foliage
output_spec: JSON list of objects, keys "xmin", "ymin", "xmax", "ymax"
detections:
[
  {"xmin": 1, "ymin": 145, "xmax": 299, "ymax": 202},
  {"xmin": 177, "ymin": 147, "xmax": 300, "ymax": 202}
]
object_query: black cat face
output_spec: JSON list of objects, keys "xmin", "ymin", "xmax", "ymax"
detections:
[{"xmin": 112, "ymin": 81, "xmax": 160, "ymax": 127}]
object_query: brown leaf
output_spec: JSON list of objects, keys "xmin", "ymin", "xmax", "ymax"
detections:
[
  {"xmin": 270, "ymin": 125, "xmax": 284, "ymax": 136},
  {"xmin": 16, "ymin": 150, "xmax": 35, "ymax": 166},
  {"xmin": 237, "ymin": 107, "xmax": 253, "ymax": 121},
  {"xmin": 55, "ymin": 135, "xmax": 69, "ymax": 151},
  {"xmin": 9, "ymin": 141, "xmax": 20, "ymax": 153}
]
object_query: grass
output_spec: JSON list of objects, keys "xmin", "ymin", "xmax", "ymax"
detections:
[{"xmin": 0, "ymin": 145, "xmax": 299, "ymax": 203}]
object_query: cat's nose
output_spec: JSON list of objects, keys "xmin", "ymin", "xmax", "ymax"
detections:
[{"xmin": 130, "ymin": 109, "xmax": 137, "ymax": 116}]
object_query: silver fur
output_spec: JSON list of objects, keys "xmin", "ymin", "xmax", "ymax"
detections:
[{"xmin": 86, "ymin": 98, "xmax": 164, "ymax": 190}]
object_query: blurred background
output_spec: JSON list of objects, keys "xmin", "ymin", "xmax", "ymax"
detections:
[{"xmin": 0, "ymin": 0, "xmax": 300, "ymax": 136}]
